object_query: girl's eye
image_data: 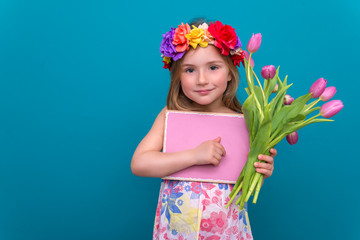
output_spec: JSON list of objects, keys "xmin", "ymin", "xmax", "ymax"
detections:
[
  {"xmin": 185, "ymin": 68, "xmax": 194, "ymax": 73},
  {"xmin": 210, "ymin": 65, "xmax": 219, "ymax": 70}
]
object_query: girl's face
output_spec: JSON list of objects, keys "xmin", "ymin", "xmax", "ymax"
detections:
[{"xmin": 180, "ymin": 45, "xmax": 231, "ymax": 112}]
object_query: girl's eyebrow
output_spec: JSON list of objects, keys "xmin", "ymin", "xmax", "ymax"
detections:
[{"xmin": 182, "ymin": 61, "xmax": 224, "ymax": 67}]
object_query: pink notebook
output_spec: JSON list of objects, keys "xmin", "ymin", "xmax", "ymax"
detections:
[{"xmin": 162, "ymin": 110, "xmax": 250, "ymax": 184}]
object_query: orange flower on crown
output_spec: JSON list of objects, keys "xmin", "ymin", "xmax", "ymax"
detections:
[{"xmin": 172, "ymin": 23, "xmax": 190, "ymax": 52}]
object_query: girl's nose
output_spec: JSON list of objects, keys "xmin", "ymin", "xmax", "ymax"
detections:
[{"xmin": 197, "ymin": 71, "xmax": 209, "ymax": 85}]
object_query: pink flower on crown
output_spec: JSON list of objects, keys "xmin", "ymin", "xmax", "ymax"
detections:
[
  {"xmin": 173, "ymin": 23, "xmax": 190, "ymax": 52},
  {"xmin": 208, "ymin": 21, "xmax": 238, "ymax": 55},
  {"xmin": 198, "ymin": 23, "xmax": 214, "ymax": 44}
]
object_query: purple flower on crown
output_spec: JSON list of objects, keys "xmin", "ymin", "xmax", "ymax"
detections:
[
  {"xmin": 234, "ymin": 35, "xmax": 242, "ymax": 50},
  {"xmin": 160, "ymin": 27, "xmax": 185, "ymax": 61}
]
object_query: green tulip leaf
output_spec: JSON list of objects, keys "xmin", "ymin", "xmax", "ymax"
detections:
[
  {"xmin": 254, "ymin": 86, "xmax": 264, "ymax": 109},
  {"xmin": 269, "ymin": 117, "xmax": 334, "ymax": 148},
  {"xmin": 242, "ymin": 93, "xmax": 260, "ymax": 144},
  {"xmin": 271, "ymin": 93, "xmax": 312, "ymax": 135},
  {"xmin": 242, "ymin": 94, "xmax": 253, "ymax": 130},
  {"xmin": 268, "ymin": 84, "xmax": 292, "ymax": 118},
  {"xmin": 290, "ymin": 118, "xmax": 334, "ymax": 132},
  {"xmin": 283, "ymin": 75, "xmax": 288, "ymax": 86},
  {"xmin": 308, "ymin": 118, "xmax": 334, "ymax": 123},
  {"xmin": 271, "ymin": 122, "xmax": 294, "ymax": 141},
  {"xmin": 289, "ymin": 114, "xmax": 306, "ymax": 123},
  {"xmin": 277, "ymin": 74, "xmax": 283, "ymax": 90},
  {"xmin": 303, "ymin": 107, "xmax": 320, "ymax": 116}
]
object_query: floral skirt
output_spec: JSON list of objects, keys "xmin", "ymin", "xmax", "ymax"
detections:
[{"xmin": 153, "ymin": 179, "xmax": 253, "ymax": 240}]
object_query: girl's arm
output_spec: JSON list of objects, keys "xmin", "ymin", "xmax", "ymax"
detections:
[
  {"xmin": 131, "ymin": 107, "xmax": 228, "ymax": 178},
  {"xmin": 131, "ymin": 107, "xmax": 197, "ymax": 178}
]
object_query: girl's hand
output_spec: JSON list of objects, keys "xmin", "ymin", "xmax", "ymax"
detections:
[
  {"xmin": 192, "ymin": 137, "xmax": 226, "ymax": 167},
  {"xmin": 254, "ymin": 148, "xmax": 277, "ymax": 179}
]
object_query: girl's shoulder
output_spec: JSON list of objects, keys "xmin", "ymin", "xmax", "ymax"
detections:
[{"xmin": 159, "ymin": 106, "xmax": 168, "ymax": 125}]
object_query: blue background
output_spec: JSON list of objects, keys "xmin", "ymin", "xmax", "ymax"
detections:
[{"xmin": 0, "ymin": 0, "xmax": 359, "ymax": 239}]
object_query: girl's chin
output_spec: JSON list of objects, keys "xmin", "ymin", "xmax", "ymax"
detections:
[
  {"xmin": 191, "ymin": 100, "xmax": 216, "ymax": 107},
  {"xmin": 190, "ymin": 98, "xmax": 209, "ymax": 105},
  {"xmin": 197, "ymin": 101, "xmax": 212, "ymax": 106}
]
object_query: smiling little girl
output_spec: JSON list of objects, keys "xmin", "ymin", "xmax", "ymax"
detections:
[{"xmin": 131, "ymin": 18, "xmax": 277, "ymax": 240}]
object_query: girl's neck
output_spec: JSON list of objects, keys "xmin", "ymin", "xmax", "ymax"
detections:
[{"xmin": 191, "ymin": 101, "xmax": 236, "ymax": 114}]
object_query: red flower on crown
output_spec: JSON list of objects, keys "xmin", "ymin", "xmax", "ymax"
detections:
[
  {"xmin": 208, "ymin": 21, "xmax": 238, "ymax": 56},
  {"xmin": 162, "ymin": 60, "xmax": 171, "ymax": 70},
  {"xmin": 231, "ymin": 51, "xmax": 245, "ymax": 67}
]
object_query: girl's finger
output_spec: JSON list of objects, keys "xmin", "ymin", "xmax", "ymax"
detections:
[
  {"xmin": 255, "ymin": 168, "xmax": 272, "ymax": 177},
  {"xmin": 214, "ymin": 152, "xmax": 222, "ymax": 161},
  {"xmin": 215, "ymin": 148, "xmax": 224, "ymax": 157},
  {"xmin": 270, "ymin": 148, "xmax": 277, "ymax": 157},
  {"xmin": 254, "ymin": 162, "xmax": 273, "ymax": 170},
  {"xmin": 215, "ymin": 143, "xmax": 226, "ymax": 156},
  {"xmin": 258, "ymin": 154, "xmax": 274, "ymax": 164}
]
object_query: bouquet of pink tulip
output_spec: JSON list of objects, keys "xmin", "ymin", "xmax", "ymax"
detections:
[{"xmin": 226, "ymin": 33, "xmax": 344, "ymax": 210}]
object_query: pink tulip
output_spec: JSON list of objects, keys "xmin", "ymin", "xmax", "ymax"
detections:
[
  {"xmin": 284, "ymin": 94, "xmax": 294, "ymax": 105},
  {"xmin": 286, "ymin": 131, "xmax": 298, "ymax": 145},
  {"xmin": 320, "ymin": 100, "xmax": 344, "ymax": 118},
  {"xmin": 309, "ymin": 78, "xmax": 327, "ymax": 98},
  {"xmin": 242, "ymin": 50, "xmax": 254, "ymax": 68},
  {"xmin": 247, "ymin": 33, "xmax": 262, "ymax": 53},
  {"xmin": 319, "ymin": 86, "xmax": 337, "ymax": 101},
  {"xmin": 261, "ymin": 65, "xmax": 276, "ymax": 80},
  {"xmin": 272, "ymin": 83, "xmax": 278, "ymax": 93}
]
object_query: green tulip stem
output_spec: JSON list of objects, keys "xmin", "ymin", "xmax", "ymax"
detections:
[
  {"xmin": 245, "ymin": 172, "xmax": 262, "ymax": 202},
  {"xmin": 300, "ymin": 113, "xmax": 321, "ymax": 126},
  {"xmin": 247, "ymin": 53, "xmax": 254, "ymax": 93},
  {"xmin": 237, "ymin": 173, "xmax": 255, "ymax": 206},
  {"xmin": 254, "ymin": 96, "xmax": 264, "ymax": 122},
  {"xmin": 252, "ymin": 68, "xmax": 267, "ymax": 105},
  {"xmin": 225, "ymin": 181, "xmax": 243, "ymax": 209},
  {"xmin": 245, "ymin": 53, "xmax": 264, "ymax": 121},
  {"xmin": 305, "ymin": 99, "xmax": 321, "ymax": 112},
  {"xmin": 268, "ymin": 130, "xmax": 289, "ymax": 150},
  {"xmin": 304, "ymin": 106, "xmax": 321, "ymax": 116},
  {"xmin": 230, "ymin": 174, "xmax": 244, "ymax": 198},
  {"xmin": 270, "ymin": 127, "xmax": 283, "ymax": 143},
  {"xmin": 253, "ymin": 174, "xmax": 263, "ymax": 204}
]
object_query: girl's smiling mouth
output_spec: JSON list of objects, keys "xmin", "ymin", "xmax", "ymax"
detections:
[{"xmin": 195, "ymin": 89, "xmax": 214, "ymax": 95}]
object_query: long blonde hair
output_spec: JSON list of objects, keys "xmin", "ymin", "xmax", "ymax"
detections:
[{"xmin": 166, "ymin": 19, "xmax": 243, "ymax": 113}]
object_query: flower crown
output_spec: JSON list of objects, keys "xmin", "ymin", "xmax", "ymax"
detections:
[{"xmin": 160, "ymin": 21, "xmax": 245, "ymax": 70}]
